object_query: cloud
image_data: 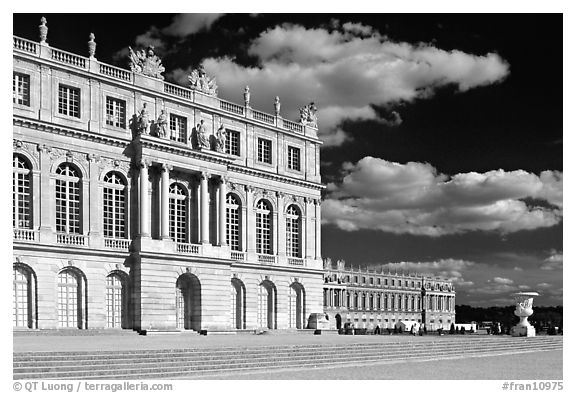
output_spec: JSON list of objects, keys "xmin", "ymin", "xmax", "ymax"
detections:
[
  {"xmin": 493, "ymin": 277, "xmax": 514, "ymax": 285},
  {"xmin": 174, "ymin": 22, "xmax": 509, "ymax": 146},
  {"xmin": 541, "ymin": 250, "xmax": 563, "ymax": 271},
  {"xmin": 378, "ymin": 259, "xmax": 476, "ymax": 287},
  {"xmin": 322, "ymin": 157, "xmax": 562, "ymax": 236},
  {"xmin": 162, "ymin": 14, "xmax": 224, "ymax": 36}
]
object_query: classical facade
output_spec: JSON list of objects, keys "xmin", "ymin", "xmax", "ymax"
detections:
[
  {"xmin": 13, "ymin": 18, "xmax": 324, "ymax": 332},
  {"xmin": 323, "ymin": 259, "xmax": 456, "ymax": 331}
]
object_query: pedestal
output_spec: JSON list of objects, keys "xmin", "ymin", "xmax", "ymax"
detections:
[{"xmin": 511, "ymin": 325, "xmax": 536, "ymax": 337}]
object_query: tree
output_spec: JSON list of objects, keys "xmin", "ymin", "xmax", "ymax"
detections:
[
  {"xmin": 449, "ymin": 323, "xmax": 456, "ymax": 334},
  {"xmin": 460, "ymin": 326, "xmax": 466, "ymax": 334}
]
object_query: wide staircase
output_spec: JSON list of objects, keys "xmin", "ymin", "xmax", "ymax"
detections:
[{"xmin": 13, "ymin": 335, "xmax": 562, "ymax": 379}]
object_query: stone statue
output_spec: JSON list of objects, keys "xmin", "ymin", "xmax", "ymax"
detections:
[
  {"xmin": 511, "ymin": 292, "xmax": 539, "ymax": 337},
  {"xmin": 244, "ymin": 86, "xmax": 251, "ymax": 107},
  {"xmin": 299, "ymin": 102, "xmax": 318, "ymax": 128},
  {"xmin": 188, "ymin": 65, "xmax": 218, "ymax": 96},
  {"xmin": 39, "ymin": 17, "xmax": 48, "ymax": 44},
  {"xmin": 156, "ymin": 110, "xmax": 168, "ymax": 138},
  {"xmin": 274, "ymin": 96, "xmax": 281, "ymax": 116},
  {"xmin": 195, "ymin": 120, "xmax": 210, "ymax": 149},
  {"xmin": 88, "ymin": 33, "xmax": 96, "ymax": 58},
  {"xmin": 129, "ymin": 45, "xmax": 165, "ymax": 80},
  {"xmin": 136, "ymin": 103, "xmax": 151, "ymax": 135},
  {"xmin": 215, "ymin": 124, "xmax": 226, "ymax": 153}
]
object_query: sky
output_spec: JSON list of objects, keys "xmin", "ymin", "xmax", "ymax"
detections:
[{"xmin": 12, "ymin": 13, "xmax": 563, "ymax": 307}]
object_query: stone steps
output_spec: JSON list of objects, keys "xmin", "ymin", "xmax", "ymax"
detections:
[{"xmin": 13, "ymin": 336, "xmax": 562, "ymax": 379}]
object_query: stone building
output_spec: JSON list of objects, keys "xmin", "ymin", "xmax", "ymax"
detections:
[
  {"xmin": 12, "ymin": 18, "xmax": 324, "ymax": 332},
  {"xmin": 323, "ymin": 259, "xmax": 456, "ymax": 331}
]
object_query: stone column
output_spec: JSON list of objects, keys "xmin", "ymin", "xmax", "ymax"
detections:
[
  {"xmin": 314, "ymin": 198, "xmax": 322, "ymax": 259},
  {"xmin": 160, "ymin": 163, "xmax": 171, "ymax": 240},
  {"xmin": 139, "ymin": 160, "xmax": 150, "ymax": 237},
  {"xmin": 218, "ymin": 177, "xmax": 227, "ymax": 246},
  {"xmin": 200, "ymin": 172, "xmax": 209, "ymax": 244}
]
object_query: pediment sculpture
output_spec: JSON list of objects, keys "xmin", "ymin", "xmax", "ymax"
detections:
[
  {"xmin": 299, "ymin": 102, "xmax": 318, "ymax": 128},
  {"xmin": 129, "ymin": 45, "xmax": 165, "ymax": 80},
  {"xmin": 188, "ymin": 65, "xmax": 218, "ymax": 96}
]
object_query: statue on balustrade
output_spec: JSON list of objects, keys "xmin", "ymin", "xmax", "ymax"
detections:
[
  {"xmin": 188, "ymin": 64, "xmax": 218, "ymax": 96},
  {"xmin": 299, "ymin": 102, "xmax": 318, "ymax": 128},
  {"xmin": 155, "ymin": 110, "xmax": 168, "ymax": 138},
  {"xmin": 129, "ymin": 45, "xmax": 165, "ymax": 80},
  {"xmin": 195, "ymin": 120, "xmax": 211, "ymax": 150},
  {"xmin": 215, "ymin": 124, "xmax": 226, "ymax": 153},
  {"xmin": 135, "ymin": 103, "xmax": 151, "ymax": 135}
]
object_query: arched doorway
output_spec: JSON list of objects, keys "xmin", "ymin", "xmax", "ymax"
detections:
[
  {"xmin": 175, "ymin": 273, "xmax": 201, "ymax": 331},
  {"xmin": 13, "ymin": 263, "xmax": 36, "ymax": 329},
  {"xmin": 106, "ymin": 271, "xmax": 130, "ymax": 329},
  {"xmin": 258, "ymin": 280, "xmax": 276, "ymax": 329},
  {"xmin": 288, "ymin": 282, "xmax": 305, "ymax": 329},
  {"xmin": 335, "ymin": 314, "xmax": 342, "ymax": 330},
  {"xmin": 231, "ymin": 278, "xmax": 245, "ymax": 329},
  {"xmin": 57, "ymin": 268, "xmax": 87, "ymax": 329}
]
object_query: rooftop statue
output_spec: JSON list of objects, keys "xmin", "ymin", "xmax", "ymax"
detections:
[
  {"xmin": 299, "ymin": 102, "xmax": 318, "ymax": 128},
  {"xmin": 195, "ymin": 120, "xmax": 210, "ymax": 150},
  {"xmin": 129, "ymin": 45, "xmax": 165, "ymax": 80},
  {"xmin": 135, "ymin": 103, "xmax": 151, "ymax": 135},
  {"xmin": 188, "ymin": 64, "xmax": 218, "ymax": 96},
  {"xmin": 215, "ymin": 124, "xmax": 226, "ymax": 153}
]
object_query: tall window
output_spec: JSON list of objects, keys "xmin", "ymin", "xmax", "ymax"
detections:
[
  {"xmin": 169, "ymin": 114, "xmax": 187, "ymax": 143},
  {"xmin": 105, "ymin": 97, "xmax": 126, "ymax": 128},
  {"xmin": 287, "ymin": 146, "xmax": 301, "ymax": 171},
  {"xmin": 13, "ymin": 155, "xmax": 31, "ymax": 229},
  {"xmin": 226, "ymin": 130, "xmax": 240, "ymax": 156},
  {"xmin": 13, "ymin": 73, "xmax": 30, "ymax": 106},
  {"xmin": 103, "ymin": 172, "xmax": 126, "ymax": 238},
  {"xmin": 13, "ymin": 266, "xmax": 31, "ymax": 328},
  {"xmin": 226, "ymin": 194, "xmax": 241, "ymax": 251},
  {"xmin": 257, "ymin": 138, "xmax": 272, "ymax": 164},
  {"xmin": 106, "ymin": 274, "xmax": 124, "ymax": 328},
  {"xmin": 58, "ymin": 85, "xmax": 80, "ymax": 118},
  {"xmin": 256, "ymin": 200, "xmax": 272, "ymax": 254},
  {"xmin": 57, "ymin": 270, "xmax": 80, "ymax": 328},
  {"xmin": 285, "ymin": 205, "xmax": 300, "ymax": 257},
  {"xmin": 55, "ymin": 163, "xmax": 81, "ymax": 234},
  {"xmin": 169, "ymin": 183, "xmax": 187, "ymax": 243}
]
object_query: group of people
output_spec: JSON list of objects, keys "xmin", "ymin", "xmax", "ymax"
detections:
[{"xmin": 135, "ymin": 105, "xmax": 226, "ymax": 152}]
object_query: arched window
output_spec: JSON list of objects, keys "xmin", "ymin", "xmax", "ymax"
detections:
[
  {"xmin": 285, "ymin": 204, "xmax": 301, "ymax": 257},
  {"xmin": 57, "ymin": 269, "xmax": 84, "ymax": 328},
  {"xmin": 103, "ymin": 172, "xmax": 127, "ymax": 239},
  {"xmin": 353, "ymin": 292, "xmax": 358, "ymax": 308},
  {"xmin": 106, "ymin": 273, "xmax": 128, "ymax": 328},
  {"xmin": 13, "ymin": 155, "xmax": 32, "ymax": 229},
  {"xmin": 169, "ymin": 183, "xmax": 187, "ymax": 243},
  {"xmin": 256, "ymin": 200, "xmax": 272, "ymax": 254},
  {"xmin": 226, "ymin": 194, "xmax": 241, "ymax": 251},
  {"xmin": 13, "ymin": 265, "xmax": 32, "ymax": 327},
  {"xmin": 55, "ymin": 163, "xmax": 81, "ymax": 234}
]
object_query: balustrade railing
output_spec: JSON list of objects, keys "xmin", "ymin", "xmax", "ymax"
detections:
[
  {"xmin": 282, "ymin": 118, "xmax": 304, "ymax": 133},
  {"xmin": 104, "ymin": 238, "xmax": 130, "ymax": 251},
  {"xmin": 176, "ymin": 243, "xmax": 200, "ymax": 254},
  {"xmin": 219, "ymin": 99, "xmax": 245, "ymax": 115},
  {"xmin": 258, "ymin": 254, "xmax": 277, "ymax": 264},
  {"xmin": 13, "ymin": 36, "xmax": 37, "ymax": 54},
  {"xmin": 13, "ymin": 228, "xmax": 37, "ymax": 242},
  {"xmin": 164, "ymin": 82, "xmax": 192, "ymax": 100},
  {"xmin": 252, "ymin": 110, "xmax": 275, "ymax": 124},
  {"xmin": 99, "ymin": 63, "xmax": 132, "ymax": 82},
  {"xmin": 287, "ymin": 257, "xmax": 304, "ymax": 266},
  {"xmin": 231, "ymin": 251, "xmax": 246, "ymax": 261},
  {"xmin": 51, "ymin": 48, "xmax": 87, "ymax": 69},
  {"xmin": 56, "ymin": 233, "xmax": 87, "ymax": 246}
]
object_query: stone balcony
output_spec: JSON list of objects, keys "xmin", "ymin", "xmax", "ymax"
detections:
[{"xmin": 13, "ymin": 35, "xmax": 319, "ymax": 140}]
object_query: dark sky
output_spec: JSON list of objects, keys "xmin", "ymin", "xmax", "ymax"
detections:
[{"xmin": 13, "ymin": 14, "xmax": 563, "ymax": 306}]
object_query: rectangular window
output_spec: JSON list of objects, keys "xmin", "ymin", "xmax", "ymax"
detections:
[
  {"xmin": 58, "ymin": 85, "xmax": 80, "ymax": 118},
  {"xmin": 13, "ymin": 73, "xmax": 30, "ymax": 106},
  {"xmin": 169, "ymin": 114, "xmax": 187, "ymax": 143},
  {"xmin": 257, "ymin": 138, "xmax": 272, "ymax": 164},
  {"xmin": 287, "ymin": 146, "xmax": 301, "ymax": 171},
  {"xmin": 226, "ymin": 130, "xmax": 240, "ymax": 156},
  {"xmin": 105, "ymin": 97, "xmax": 126, "ymax": 128}
]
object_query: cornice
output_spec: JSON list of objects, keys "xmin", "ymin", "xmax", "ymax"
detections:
[
  {"xmin": 229, "ymin": 164, "xmax": 325, "ymax": 191},
  {"xmin": 138, "ymin": 136, "xmax": 233, "ymax": 166}
]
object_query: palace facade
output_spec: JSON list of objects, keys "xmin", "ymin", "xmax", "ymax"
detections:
[
  {"xmin": 323, "ymin": 259, "xmax": 456, "ymax": 331},
  {"xmin": 13, "ymin": 18, "xmax": 324, "ymax": 332}
]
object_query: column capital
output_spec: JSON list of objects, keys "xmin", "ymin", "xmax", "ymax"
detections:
[
  {"xmin": 200, "ymin": 171, "xmax": 210, "ymax": 180},
  {"xmin": 138, "ymin": 159, "xmax": 151, "ymax": 168},
  {"xmin": 219, "ymin": 175, "xmax": 229, "ymax": 184},
  {"xmin": 161, "ymin": 163, "xmax": 173, "ymax": 172}
]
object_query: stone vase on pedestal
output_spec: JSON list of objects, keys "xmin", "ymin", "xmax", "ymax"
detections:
[{"xmin": 511, "ymin": 292, "xmax": 539, "ymax": 337}]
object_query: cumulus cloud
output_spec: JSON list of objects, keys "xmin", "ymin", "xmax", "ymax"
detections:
[
  {"xmin": 162, "ymin": 14, "xmax": 224, "ymax": 36},
  {"xmin": 379, "ymin": 259, "xmax": 476, "ymax": 287},
  {"xmin": 322, "ymin": 157, "xmax": 563, "ymax": 236},
  {"xmin": 541, "ymin": 250, "xmax": 563, "ymax": 271},
  {"xmin": 493, "ymin": 277, "xmax": 514, "ymax": 285},
  {"xmin": 172, "ymin": 21, "xmax": 509, "ymax": 146}
]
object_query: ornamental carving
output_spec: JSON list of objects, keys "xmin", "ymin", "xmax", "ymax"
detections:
[
  {"xmin": 188, "ymin": 65, "xmax": 218, "ymax": 96},
  {"xmin": 299, "ymin": 102, "xmax": 318, "ymax": 128},
  {"xmin": 129, "ymin": 46, "xmax": 165, "ymax": 80},
  {"xmin": 48, "ymin": 147, "xmax": 86, "ymax": 167},
  {"xmin": 99, "ymin": 157, "xmax": 131, "ymax": 177},
  {"xmin": 13, "ymin": 140, "xmax": 40, "ymax": 166}
]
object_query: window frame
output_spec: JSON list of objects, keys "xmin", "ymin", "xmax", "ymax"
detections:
[
  {"xmin": 57, "ymin": 84, "xmax": 81, "ymax": 118},
  {"xmin": 257, "ymin": 137, "xmax": 273, "ymax": 165}
]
